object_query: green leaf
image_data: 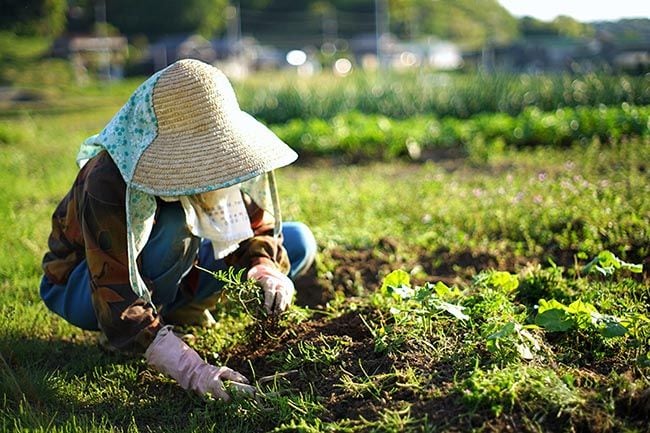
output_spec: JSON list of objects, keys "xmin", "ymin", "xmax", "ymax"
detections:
[
  {"xmin": 600, "ymin": 319, "xmax": 628, "ymax": 338},
  {"xmin": 537, "ymin": 298, "xmax": 568, "ymax": 314},
  {"xmin": 566, "ymin": 300, "xmax": 598, "ymax": 315},
  {"xmin": 536, "ymin": 308, "xmax": 575, "ymax": 332},
  {"xmin": 436, "ymin": 300, "xmax": 469, "ymax": 321},
  {"xmin": 381, "ymin": 269, "xmax": 411, "ymax": 291},
  {"xmin": 583, "ymin": 250, "xmax": 643, "ymax": 275},
  {"xmin": 637, "ymin": 352, "xmax": 650, "ymax": 368},
  {"xmin": 380, "ymin": 270, "xmax": 412, "ymax": 299},
  {"xmin": 413, "ymin": 285, "xmax": 434, "ymax": 302},
  {"xmin": 477, "ymin": 271, "xmax": 519, "ymax": 293},
  {"xmin": 487, "ymin": 322, "xmax": 516, "ymax": 340}
]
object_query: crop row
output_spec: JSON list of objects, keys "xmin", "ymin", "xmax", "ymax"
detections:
[
  {"xmin": 236, "ymin": 72, "xmax": 650, "ymax": 124},
  {"xmin": 271, "ymin": 104, "xmax": 650, "ymax": 160}
]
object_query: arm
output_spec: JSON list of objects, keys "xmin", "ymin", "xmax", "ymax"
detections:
[
  {"xmin": 224, "ymin": 193, "xmax": 294, "ymax": 314},
  {"xmin": 224, "ymin": 192, "xmax": 291, "ymax": 273},
  {"xmin": 82, "ymin": 153, "xmax": 254, "ymax": 398},
  {"xmin": 80, "ymin": 153, "xmax": 161, "ymax": 353}
]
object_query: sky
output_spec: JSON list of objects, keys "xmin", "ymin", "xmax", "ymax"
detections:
[{"xmin": 497, "ymin": 0, "xmax": 649, "ymax": 22}]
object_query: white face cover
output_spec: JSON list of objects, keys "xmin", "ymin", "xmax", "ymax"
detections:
[
  {"xmin": 175, "ymin": 186, "xmax": 255, "ymax": 260},
  {"xmin": 158, "ymin": 171, "xmax": 282, "ymax": 263}
]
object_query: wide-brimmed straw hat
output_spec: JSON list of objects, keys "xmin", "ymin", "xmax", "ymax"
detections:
[{"xmin": 126, "ymin": 59, "xmax": 297, "ymax": 195}]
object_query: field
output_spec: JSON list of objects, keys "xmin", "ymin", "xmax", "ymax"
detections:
[{"xmin": 0, "ymin": 64, "xmax": 649, "ymax": 432}]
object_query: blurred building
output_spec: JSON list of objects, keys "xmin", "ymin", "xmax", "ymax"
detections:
[
  {"xmin": 50, "ymin": 35, "xmax": 128, "ymax": 82},
  {"xmin": 149, "ymin": 34, "xmax": 216, "ymax": 72},
  {"xmin": 464, "ymin": 32, "xmax": 650, "ymax": 74},
  {"xmin": 349, "ymin": 33, "xmax": 462, "ymax": 70}
]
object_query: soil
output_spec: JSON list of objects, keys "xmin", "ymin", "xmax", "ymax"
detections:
[
  {"xmin": 221, "ymin": 241, "xmax": 649, "ymax": 431},
  {"xmin": 293, "ymin": 237, "xmax": 530, "ymax": 308}
]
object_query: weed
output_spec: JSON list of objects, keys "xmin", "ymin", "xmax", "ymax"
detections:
[{"xmin": 460, "ymin": 364, "xmax": 584, "ymax": 417}]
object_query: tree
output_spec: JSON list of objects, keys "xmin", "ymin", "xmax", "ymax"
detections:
[
  {"xmin": 552, "ymin": 16, "xmax": 594, "ymax": 38},
  {"xmin": 105, "ymin": 0, "xmax": 229, "ymax": 38},
  {"xmin": 520, "ymin": 15, "xmax": 595, "ymax": 39},
  {"xmin": 383, "ymin": 0, "xmax": 520, "ymax": 47},
  {"xmin": 0, "ymin": 0, "xmax": 67, "ymax": 37}
]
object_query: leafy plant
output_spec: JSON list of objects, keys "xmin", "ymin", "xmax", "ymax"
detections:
[
  {"xmin": 195, "ymin": 265, "xmax": 267, "ymax": 323},
  {"xmin": 237, "ymin": 72, "xmax": 650, "ymax": 124},
  {"xmin": 534, "ymin": 298, "xmax": 647, "ymax": 338},
  {"xmin": 271, "ymin": 105, "xmax": 650, "ymax": 161},
  {"xmin": 582, "ymin": 250, "xmax": 643, "ymax": 276},
  {"xmin": 485, "ymin": 321, "xmax": 542, "ymax": 361},
  {"xmin": 461, "ymin": 365, "xmax": 584, "ymax": 417},
  {"xmin": 380, "ymin": 270, "xmax": 469, "ymax": 321}
]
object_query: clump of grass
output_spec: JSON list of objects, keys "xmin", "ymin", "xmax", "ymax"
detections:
[{"xmin": 460, "ymin": 364, "xmax": 584, "ymax": 417}]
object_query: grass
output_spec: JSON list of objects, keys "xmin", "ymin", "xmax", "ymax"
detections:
[{"xmin": 0, "ymin": 86, "xmax": 649, "ymax": 432}]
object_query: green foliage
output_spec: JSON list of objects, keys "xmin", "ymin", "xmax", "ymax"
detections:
[
  {"xmin": 582, "ymin": 250, "xmax": 643, "ymax": 276},
  {"xmin": 485, "ymin": 321, "xmax": 542, "ymax": 361},
  {"xmin": 0, "ymin": 0, "xmax": 66, "ymax": 37},
  {"xmin": 0, "ymin": 121, "xmax": 35, "ymax": 145},
  {"xmin": 535, "ymin": 298, "xmax": 649, "ymax": 339},
  {"xmin": 461, "ymin": 365, "xmax": 583, "ymax": 417},
  {"xmin": 270, "ymin": 105, "xmax": 650, "ymax": 160},
  {"xmin": 520, "ymin": 15, "xmax": 595, "ymax": 38},
  {"xmin": 105, "ymin": 0, "xmax": 228, "ymax": 37},
  {"xmin": 379, "ymin": 270, "xmax": 469, "ymax": 321},
  {"xmin": 391, "ymin": 0, "xmax": 519, "ymax": 47},
  {"xmin": 269, "ymin": 335, "xmax": 351, "ymax": 370},
  {"xmin": 196, "ymin": 265, "xmax": 266, "ymax": 322},
  {"xmin": 236, "ymin": 72, "xmax": 650, "ymax": 124},
  {"xmin": 0, "ymin": 93, "xmax": 648, "ymax": 432}
]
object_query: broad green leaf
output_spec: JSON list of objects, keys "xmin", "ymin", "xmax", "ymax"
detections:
[
  {"xmin": 487, "ymin": 322, "xmax": 516, "ymax": 340},
  {"xmin": 583, "ymin": 250, "xmax": 643, "ymax": 275},
  {"xmin": 567, "ymin": 300, "xmax": 599, "ymax": 315},
  {"xmin": 380, "ymin": 270, "xmax": 411, "ymax": 297},
  {"xmin": 433, "ymin": 281, "xmax": 462, "ymax": 299},
  {"xmin": 568, "ymin": 300, "xmax": 601, "ymax": 329},
  {"xmin": 638, "ymin": 352, "xmax": 650, "ymax": 368},
  {"xmin": 600, "ymin": 319, "xmax": 628, "ymax": 338},
  {"xmin": 486, "ymin": 271, "xmax": 519, "ymax": 293},
  {"xmin": 436, "ymin": 300, "xmax": 469, "ymax": 321},
  {"xmin": 536, "ymin": 308, "xmax": 575, "ymax": 332},
  {"xmin": 537, "ymin": 298, "xmax": 568, "ymax": 314}
]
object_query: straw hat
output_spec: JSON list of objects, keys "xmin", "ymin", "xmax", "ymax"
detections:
[{"xmin": 130, "ymin": 59, "xmax": 297, "ymax": 195}]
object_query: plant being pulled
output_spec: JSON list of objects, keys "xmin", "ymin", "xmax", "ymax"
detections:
[{"xmin": 196, "ymin": 265, "xmax": 281, "ymax": 334}]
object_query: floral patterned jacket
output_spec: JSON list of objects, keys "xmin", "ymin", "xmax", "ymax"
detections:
[{"xmin": 42, "ymin": 151, "xmax": 290, "ymax": 353}]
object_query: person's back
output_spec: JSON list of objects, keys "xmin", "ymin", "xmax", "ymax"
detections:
[{"xmin": 40, "ymin": 59, "xmax": 317, "ymax": 400}]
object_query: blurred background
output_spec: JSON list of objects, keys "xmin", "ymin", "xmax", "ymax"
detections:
[{"xmin": 1, "ymin": 0, "xmax": 648, "ymax": 84}]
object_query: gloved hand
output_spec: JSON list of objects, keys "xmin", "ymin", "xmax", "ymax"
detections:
[
  {"xmin": 247, "ymin": 264, "xmax": 295, "ymax": 314},
  {"xmin": 145, "ymin": 326, "xmax": 256, "ymax": 401}
]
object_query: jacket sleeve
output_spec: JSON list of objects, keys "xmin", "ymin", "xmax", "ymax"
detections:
[
  {"xmin": 223, "ymin": 192, "xmax": 291, "ymax": 274},
  {"xmin": 81, "ymin": 157, "xmax": 162, "ymax": 353}
]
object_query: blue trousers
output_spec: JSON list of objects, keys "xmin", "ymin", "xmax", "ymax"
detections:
[{"xmin": 40, "ymin": 204, "xmax": 317, "ymax": 331}]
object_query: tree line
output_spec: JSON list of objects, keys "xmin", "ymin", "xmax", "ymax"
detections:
[{"xmin": 0, "ymin": 0, "xmax": 597, "ymax": 48}]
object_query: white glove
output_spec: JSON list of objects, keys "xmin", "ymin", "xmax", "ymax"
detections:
[
  {"xmin": 145, "ymin": 326, "xmax": 256, "ymax": 401},
  {"xmin": 247, "ymin": 264, "xmax": 295, "ymax": 314}
]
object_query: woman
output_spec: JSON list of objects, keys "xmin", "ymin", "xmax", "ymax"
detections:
[{"xmin": 39, "ymin": 59, "xmax": 316, "ymax": 401}]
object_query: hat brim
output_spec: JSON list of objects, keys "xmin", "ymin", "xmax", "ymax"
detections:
[{"xmin": 130, "ymin": 111, "xmax": 298, "ymax": 196}]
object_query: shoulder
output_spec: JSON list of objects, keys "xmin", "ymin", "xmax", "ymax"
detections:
[{"xmin": 82, "ymin": 151, "xmax": 127, "ymax": 206}]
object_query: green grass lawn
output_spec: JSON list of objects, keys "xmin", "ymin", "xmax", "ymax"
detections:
[{"xmin": 1, "ymin": 99, "xmax": 649, "ymax": 432}]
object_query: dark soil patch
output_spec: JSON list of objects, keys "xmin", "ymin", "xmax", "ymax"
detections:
[
  {"xmin": 224, "ymin": 309, "xmax": 405, "ymax": 423},
  {"xmin": 227, "ymin": 238, "xmax": 649, "ymax": 431},
  {"xmin": 295, "ymin": 238, "xmax": 531, "ymax": 307},
  {"xmin": 295, "ymin": 238, "xmax": 648, "ymax": 309}
]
